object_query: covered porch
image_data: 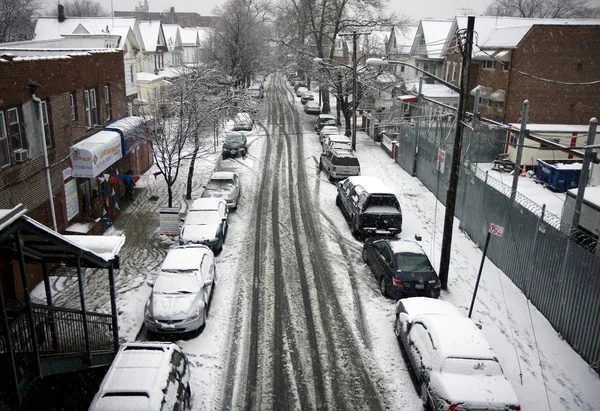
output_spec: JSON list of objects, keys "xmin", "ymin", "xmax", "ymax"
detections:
[{"xmin": 0, "ymin": 204, "xmax": 125, "ymax": 408}]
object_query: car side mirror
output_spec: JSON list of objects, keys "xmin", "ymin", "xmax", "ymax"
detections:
[
  {"xmin": 180, "ymin": 217, "xmax": 185, "ymax": 223},
  {"xmin": 147, "ymin": 280, "xmax": 154, "ymax": 288}
]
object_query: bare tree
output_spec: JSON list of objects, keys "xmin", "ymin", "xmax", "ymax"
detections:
[
  {"xmin": 203, "ymin": 0, "xmax": 273, "ymax": 87},
  {"xmin": 63, "ymin": 0, "xmax": 108, "ymax": 17},
  {"xmin": 483, "ymin": 0, "xmax": 595, "ymax": 18},
  {"xmin": 0, "ymin": 0, "xmax": 39, "ymax": 42}
]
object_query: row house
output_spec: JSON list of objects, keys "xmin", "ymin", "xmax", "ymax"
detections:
[
  {"xmin": 385, "ymin": 25, "xmax": 418, "ymax": 80},
  {"xmin": 409, "ymin": 19, "xmax": 453, "ymax": 80}
]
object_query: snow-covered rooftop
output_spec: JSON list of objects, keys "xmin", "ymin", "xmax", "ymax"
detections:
[
  {"xmin": 180, "ymin": 28, "xmax": 199, "ymax": 46},
  {"xmin": 418, "ymin": 20, "xmax": 453, "ymax": 59},
  {"xmin": 35, "ymin": 17, "xmax": 136, "ymax": 41},
  {"xmin": 137, "ymin": 20, "xmax": 163, "ymax": 52},
  {"xmin": 509, "ymin": 123, "xmax": 593, "ymax": 133},
  {"xmin": 566, "ymin": 186, "xmax": 600, "ymax": 207}
]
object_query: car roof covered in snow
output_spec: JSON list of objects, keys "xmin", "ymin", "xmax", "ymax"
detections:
[
  {"xmin": 389, "ymin": 239, "xmax": 426, "ymax": 255},
  {"xmin": 161, "ymin": 246, "xmax": 210, "ymax": 271},
  {"xmin": 396, "ymin": 297, "xmax": 462, "ymax": 318},
  {"xmin": 318, "ymin": 114, "xmax": 336, "ymax": 120},
  {"xmin": 91, "ymin": 342, "xmax": 179, "ymax": 411},
  {"xmin": 209, "ymin": 171, "xmax": 237, "ymax": 180},
  {"xmin": 346, "ymin": 176, "xmax": 395, "ymax": 195},
  {"xmin": 190, "ymin": 197, "xmax": 225, "ymax": 211},
  {"xmin": 327, "ymin": 135, "xmax": 351, "ymax": 143},
  {"xmin": 330, "ymin": 149, "xmax": 357, "ymax": 158},
  {"xmin": 414, "ymin": 315, "xmax": 496, "ymax": 361}
]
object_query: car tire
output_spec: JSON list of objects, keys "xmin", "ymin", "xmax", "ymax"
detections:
[
  {"xmin": 335, "ymin": 194, "xmax": 342, "ymax": 208},
  {"xmin": 420, "ymin": 381, "xmax": 430, "ymax": 409},
  {"xmin": 184, "ymin": 384, "xmax": 191, "ymax": 410},
  {"xmin": 222, "ymin": 153, "xmax": 228, "ymax": 160},
  {"xmin": 319, "ymin": 160, "xmax": 323, "ymax": 171},
  {"xmin": 380, "ymin": 276, "xmax": 388, "ymax": 297},
  {"xmin": 328, "ymin": 173, "xmax": 334, "ymax": 183},
  {"xmin": 362, "ymin": 247, "xmax": 369, "ymax": 264}
]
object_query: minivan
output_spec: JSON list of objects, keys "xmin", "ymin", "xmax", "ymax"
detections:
[{"xmin": 89, "ymin": 342, "xmax": 191, "ymax": 411}]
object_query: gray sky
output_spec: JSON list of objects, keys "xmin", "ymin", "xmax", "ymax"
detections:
[{"xmin": 42, "ymin": 0, "xmax": 600, "ymax": 20}]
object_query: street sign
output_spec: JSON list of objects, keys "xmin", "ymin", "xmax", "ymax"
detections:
[{"xmin": 489, "ymin": 223, "xmax": 504, "ymax": 237}]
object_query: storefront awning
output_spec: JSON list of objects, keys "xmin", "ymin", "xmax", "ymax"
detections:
[
  {"xmin": 470, "ymin": 85, "xmax": 494, "ymax": 97},
  {"xmin": 105, "ymin": 116, "xmax": 145, "ymax": 155},
  {"xmin": 397, "ymin": 95, "xmax": 419, "ymax": 103},
  {"xmin": 70, "ymin": 130, "xmax": 123, "ymax": 178},
  {"xmin": 489, "ymin": 89, "xmax": 506, "ymax": 102}
]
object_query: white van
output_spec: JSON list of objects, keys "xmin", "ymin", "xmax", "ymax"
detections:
[
  {"xmin": 89, "ymin": 342, "xmax": 191, "ymax": 411},
  {"xmin": 233, "ymin": 112, "xmax": 253, "ymax": 131}
]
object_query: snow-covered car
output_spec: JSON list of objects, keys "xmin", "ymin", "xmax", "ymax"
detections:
[
  {"xmin": 200, "ymin": 171, "xmax": 241, "ymax": 210},
  {"xmin": 89, "ymin": 342, "xmax": 191, "ymax": 411},
  {"xmin": 144, "ymin": 245, "xmax": 216, "ymax": 335},
  {"xmin": 315, "ymin": 114, "xmax": 336, "ymax": 132},
  {"xmin": 322, "ymin": 134, "xmax": 351, "ymax": 153},
  {"xmin": 319, "ymin": 125, "xmax": 340, "ymax": 144},
  {"xmin": 304, "ymin": 101, "xmax": 321, "ymax": 114},
  {"xmin": 300, "ymin": 93, "xmax": 315, "ymax": 104},
  {"xmin": 222, "ymin": 131, "xmax": 248, "ymax": 159},
  {"xmin": 363, "ymin": 239, "xmax": 440, "ymax": 299},
  {"xmin": 395, "ymin": 304, "xmax": 521, "ymax": 411},
  {"xmin": 295, "ymin": 86, "xmax": 308, "ymax": 97},
  {"xmin": 179, "ymin": 198, "xmax": 228, "ymax": 253},
  {"xmin": 319, "ymin": 149, "xmax": 360, "ymax": 182},
  {"xmin": 232, "ymin": 112, "xmax": 253, "ymax": 131}
]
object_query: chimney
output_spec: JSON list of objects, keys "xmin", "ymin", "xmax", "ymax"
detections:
[
  {"xmin": 58, "ymin": 4, "xmax": 66, "ymax": 22},
  {"xmin": 170, "ymin": 7, "xmax": 175, "ymax": 23}
]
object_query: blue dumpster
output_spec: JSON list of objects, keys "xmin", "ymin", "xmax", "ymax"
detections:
[{"xmin": 536, "ymin": 159, "xmax": 582, "ymax": 192}]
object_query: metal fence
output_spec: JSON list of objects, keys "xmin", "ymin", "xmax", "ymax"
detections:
[{"xmin": 393, "ymin": 114, "xmax": 600, "ymax": 372}]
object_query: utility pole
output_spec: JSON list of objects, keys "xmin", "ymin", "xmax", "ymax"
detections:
[
  {"xmin": 511, "ymin": 100, "xmax": 530, "ymax": 199},
  {"xmin": 339, "ymin": 31, "xmax": 370, "ymax": 150},
  {"xmin": 571, "ymin": 118, "xmax": 598, "ymax": 232},
  {"xmin": 438, "ymin": 16, "xmax": 475, "ymax": 290}
]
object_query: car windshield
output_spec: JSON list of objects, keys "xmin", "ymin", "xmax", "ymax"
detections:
[
  {"xmin": 441, "ymin": 358, "xmax": 503, "ymax": 376},
  {"xmin": 395, "ymin": 254, "xmax": 434, "ymax": 272},
  {"xmin": 185, "ymin": 211, "xmax": 221, "ymax": 225},
  {"xmin": 206, "ymin": 179, "xmax": 235, "ymax": 190},
  {"xmin": 225, "ymin": 134, "xmax": 245, "ymax": 144}
]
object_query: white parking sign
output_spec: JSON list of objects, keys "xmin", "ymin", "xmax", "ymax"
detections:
[{"xmin": 489, "ymin": 223, "xmax": 504, "ymax": 237}]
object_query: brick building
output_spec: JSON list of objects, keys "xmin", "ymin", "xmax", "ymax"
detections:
[
  {"xmin": 0, "ymin": 49, "xmax": 152, "ymax": 235},
  {"xmin": 115, "ymin": 7, "xmax": 220, "ymax": 28}
]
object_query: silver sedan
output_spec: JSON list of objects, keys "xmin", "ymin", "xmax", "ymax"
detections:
[{"xmin": 200, "ymin": 171, "xmax": 241, "ymax": 210}]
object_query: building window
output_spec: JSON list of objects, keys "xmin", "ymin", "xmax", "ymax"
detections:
[
  {"xmin": 84, "ymin": 89, "xmax": 99, "ymax": 128},
  {"xmin": 70, "ymin": 93, "xmax": 77, "ymax": 121},
  {"xmin": 418, "ymin": 37, "xmax": 425, "ymax": 46},
  {"xmin": 130, "ymin": 65, "xmax": 135, "ymax": 83},
  {"xmin": 0, "ymin": 112, "xmax": 9, "ymax": 167},
  {"xmin": 502, "ymin": 61, "xmax": 509, "ymax": 72},
  {"xmin": 478, "ymin": 97, "xmax": 490, "ymax": 106},
  {"xmin": 7, "ymin": 108, "xmax": 23, "ymax": 151},
  {"xmin": 452, "ymin": 63, "xmax": 457, "ymax": 81},
  {"xmin": 482, "ymin": 60, "xmax": 495, "ymax": 70},
  {"xmin": 105, "ymin": 85, "xmax": 111, "ymax": 121},
  {"xmin": 400, "ymin": 65, "xmax": 405, "ymax": 73},
  {"xmin": 154, "ymin": 53, "xmax": 164, "ymax": 71},
  {"xmin": 497, "ymin": 101, "xmax": 505, "ymax": 111},
  {"xmin": 41, "ymin": 101, "xmax": 52, "ymax": 148}
]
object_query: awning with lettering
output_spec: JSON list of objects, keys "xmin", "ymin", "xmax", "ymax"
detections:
[
  {"xmin": 70, "ymin": 130, "xmax": 123, "ymax": 178},
  {"xmin": 105, "ymin": 116, "xmax": 145, "ymax": 155},
  {"xmin": 396, "ymin": 95, "xmax": 419, "ymax": 103}
]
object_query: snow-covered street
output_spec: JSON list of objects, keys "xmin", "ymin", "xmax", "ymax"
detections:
[{"xmin": 33, "ymin": 74, "xmax": 600, "ymax": 410}]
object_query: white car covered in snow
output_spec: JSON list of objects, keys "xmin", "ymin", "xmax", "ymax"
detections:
[
  {"xmin": 394, "ymin": 298, "xmax": 520, "ymax": 411},
  {"xmin": 179, "ymin": 198, "xmax": 229, "ymax": 254},
  {"xmin": 89, "ymin": 342, "xmax": 191, "ymax": 411},
  {"xmin": 144, "ymin": 245, "xmax": 216, "ymax": 335}
]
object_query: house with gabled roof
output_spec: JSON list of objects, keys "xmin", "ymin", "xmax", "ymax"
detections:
[
  {"xmin": 180, "ymin": 27, "xmax": 200, "ymax": 64},
  {"xmin": 136, "ymin": 20, "xmax": 168, "ymax": 74},
  {"xmin": 385, "ymin": 25, "xmax": 418, "ymax": 80},
  {"xmin": 410, "ymin": 19, "xmax": 453, "ymax": 80},
  {"xmin": 162, "ymin": 24, "xmax": 183, "ymax": 66}
]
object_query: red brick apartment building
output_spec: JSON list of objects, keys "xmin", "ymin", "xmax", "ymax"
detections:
[
  {"xmin": 443, "ymin": 23, "xmax": 600, "ymax": 124},
  {"xmin": 0, "ymin": 49, "xmax": 152, "ymax": 235}
]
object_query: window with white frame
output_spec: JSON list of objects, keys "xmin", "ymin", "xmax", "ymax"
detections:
[
  {"xmin": 84, "ymin": 90, "xmax": 91, "ymax": 127},
  {"xmin": 479, "ymin": 97, "xmax": 490, "ymax": 106},
  {"xmin": 502, "ymin": 61, "xmax": 509, "ymax": 72},
  {"xmin": 0, "ymin": 112, "xmax": 9, "ymax": 167},
  {"xmin": 41, "ymin": 101, "xmax": 51, "ymax": 147},
  {"xmin": 7, "ymin": 108, "xmax": 22, "ymax": 151},
  {"xmin": 451, "ymin": 63, "xmax": 457, "ymax": 81},
  {"xmin": 90, "ymin": 89, "xmax": 98, "ymax": 125},
  {"xmin": 130, "ymin": 65, "xmax": 135, "ymax": 83},
  {"xmin": 482, "ymin": 60, "xmax": 495, "ymax": 70},
  {"xmin": 70, "ymin": 93, "xmax": 77, "ymax": 121},
  {"xmin": 497, "ymin": 101, "xmax": 505, "ymax": 111},
  {"xmin": 104, "ymin": 85, "xmax": 111, "ymax": 121}
]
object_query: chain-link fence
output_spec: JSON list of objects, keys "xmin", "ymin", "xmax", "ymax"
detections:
[{"xmin": 393, "ymin": 113, "xmax": 600, "ymax": 372}]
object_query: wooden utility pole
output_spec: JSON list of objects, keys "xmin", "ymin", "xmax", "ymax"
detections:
[{"xmin": 438, "ymin": 16, "xmax": 475, "ymax": 289}]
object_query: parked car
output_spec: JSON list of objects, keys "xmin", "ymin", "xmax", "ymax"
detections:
[
  {"xmin": 300, "ymin": 93, "xmax": 315, "ymax": 104},
  {"xmin": 336, "ymin": 176, "xmax": 403, "ymax": 239},
  {"xmin": 295, "ymin": 86, "xmax": 308, "ymax": 97},
  {"xmin": 144, "ymin": 245, "xmax": 216, "ymax": 335},
  {"xmin": 201, "ymin": 171, "xmax": 241, "ymax": 210},
  {"xmin": 322, "ymin": 134, "xmax": 351, "ymax": 153},
  {"xmin": 293, "ymin": 81, "xmax": 307, "ymax": 92},
  {"xmin": 315, "ymin": 114, "xmax": 336, "ymax": 132},
  {"xmin": 222, "ymin": 131, "xmax": 248, "ymax": 159},
  {"xmin": 319, "ymin": 126, "xmax": 340, "ymax": 144},
  {"xmin": 249, "ymin": 81, "xmax": 264, "ymax": 99},
  {"xmin": 393, "ymin": 297, "xmax": 462, "ymax": 338},
  {"xmin": 89, "ymin": 342, "xmax": 191, "ymax": 411},
  {"xmin": 319, "ymin": 149, "xmax": 360, "ymax": 182},
  {"xmin": 232, "ymin": 112, "xmax": 253, "ymax": 131},
  {"xmin": 363, "ymin": 238, "xmax": 441, "ymax": 299},
  {"xmin": 395, "ymin": 301, "xmax": 521, "ymax": 411},
  {"xmin": 304, "ymin": 101, "xmax": 321, "ymax": 114},
  {"xmin": 179, "ymin": 198, "xmax": 228, "ymax": 253}
]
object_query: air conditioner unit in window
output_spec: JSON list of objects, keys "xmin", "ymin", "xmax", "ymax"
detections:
[{"xmin": 14, "ymin": 148, "xmax": 28, "ymax": 163}]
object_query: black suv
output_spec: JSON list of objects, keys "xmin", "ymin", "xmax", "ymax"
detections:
[
  {"xmin": 336, "ymin": 176, "xmax": 403, "ymax": 239},
  {"xmin": 222, "ymin": 131, "xmax": 248, "ymax": 159}
]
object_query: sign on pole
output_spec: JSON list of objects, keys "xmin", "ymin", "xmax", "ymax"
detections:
[
  {"xmin": 160, "ymin": 207, "xmax": 180, "ymax": 235},
  {"xmin": 488, "ymin": 222, "xmax": 504, "ymax": 238}
]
